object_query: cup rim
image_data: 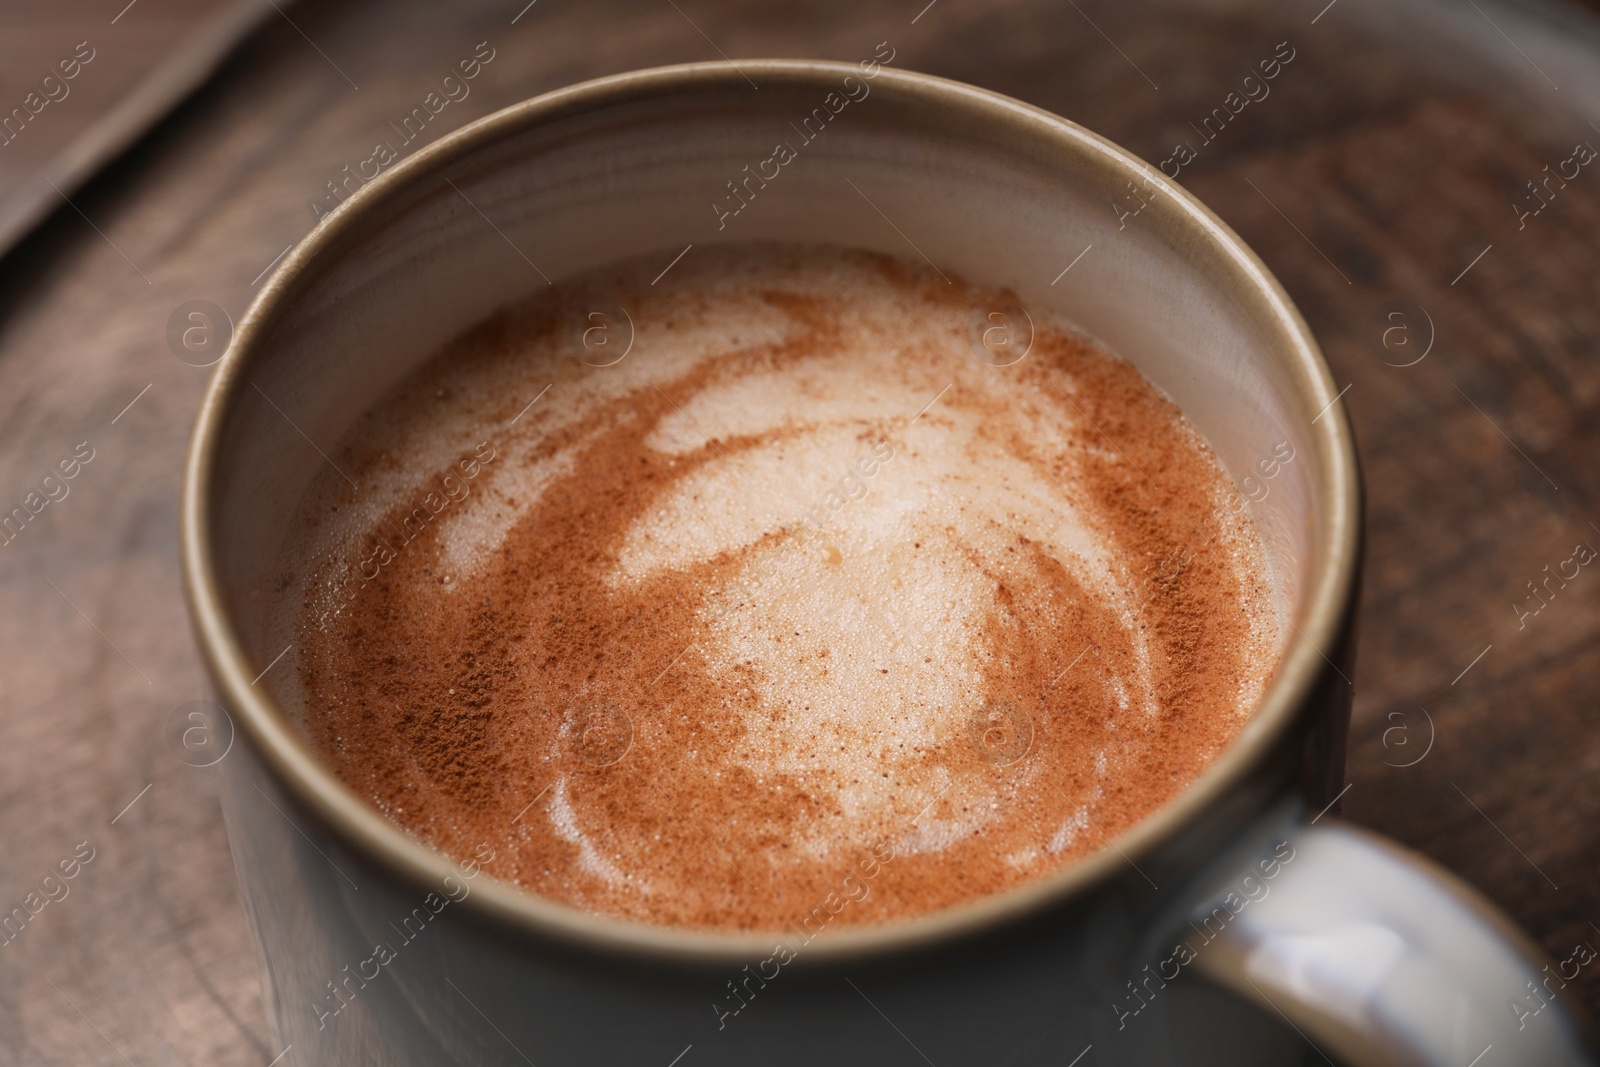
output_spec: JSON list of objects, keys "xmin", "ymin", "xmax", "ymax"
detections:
[{"xmin": 181, "ymin": 58, "xmax": 1361, "ymax": 965}]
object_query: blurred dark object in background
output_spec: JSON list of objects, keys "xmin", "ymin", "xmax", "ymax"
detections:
[{"xmin": 0, "ymin": 0, "xmax": 272, "ymax": 256}]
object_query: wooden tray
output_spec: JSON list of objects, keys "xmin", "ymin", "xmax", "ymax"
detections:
[
  {"xmin": 0, "ymin": 0, "xmax": 275, "ymax": 257},
  {"xmin": 2, "ymin": 0, "xmax": 1597, "ymax": 1060}
]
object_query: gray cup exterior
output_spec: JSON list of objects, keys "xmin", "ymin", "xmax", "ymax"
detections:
[{"xmin": 184, "ymin": 61, "xmax": 1596, "ymax": 1066}]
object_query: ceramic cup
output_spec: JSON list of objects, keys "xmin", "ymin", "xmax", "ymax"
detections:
[{"xmin": 182, "ymin": 60, "xmax": 1597, "ymax": 1066}]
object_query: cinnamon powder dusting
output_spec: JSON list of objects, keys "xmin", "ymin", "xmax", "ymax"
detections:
[{"xmin": 280, "ymin": 243, "xmax": 1277, "ymax": 933}]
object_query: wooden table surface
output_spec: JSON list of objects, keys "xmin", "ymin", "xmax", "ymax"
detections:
[
  {"xmin": 3, "ymin": 0, "xmax": 1599, "ymax": 1061},
  {"xmin": 0, "ymin": 0, "xmax": 275, "ymax": 255}
]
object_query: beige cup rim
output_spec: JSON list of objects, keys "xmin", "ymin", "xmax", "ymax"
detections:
[{"xmin": 181, "ymin": 59, "xmax": 1361, "ymax": 965}]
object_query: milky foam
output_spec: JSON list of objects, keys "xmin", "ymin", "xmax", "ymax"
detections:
[{"xmin": 282, "ymin": 242, "xmax": 1279, "ymax": 931}]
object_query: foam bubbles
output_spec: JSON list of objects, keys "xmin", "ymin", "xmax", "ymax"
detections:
[{"xmin": 284, "ymin": 243, "xmax": 1280, "ymax": 931}]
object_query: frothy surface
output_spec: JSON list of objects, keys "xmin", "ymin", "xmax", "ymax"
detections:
[{"xmin": 281, "ymin": 243, "xmax": 1277, "ymax": 932}]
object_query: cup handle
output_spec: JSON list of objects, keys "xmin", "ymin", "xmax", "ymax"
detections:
[{"xmin": 1180, "ymin": 815, "xmax": 1598, "ymax": 1066}]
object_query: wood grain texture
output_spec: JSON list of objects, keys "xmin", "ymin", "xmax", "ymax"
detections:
[
  {"xmin": 0, "ymin": 0, "xmax": 1597, "ymax": 1062},
  {"xmin": 0, "ymin": 0, "xmax": 276, "ymax": 255}
]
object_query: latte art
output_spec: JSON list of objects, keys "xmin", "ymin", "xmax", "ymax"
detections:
[{"xmin": 280, "ymin": 244, "xmax": 1277, "ymax": 931}]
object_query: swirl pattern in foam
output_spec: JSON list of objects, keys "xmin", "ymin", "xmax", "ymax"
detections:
[{"xmin": 280, "ymin": 243, "xmax": 1277, "ymax": 932}]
